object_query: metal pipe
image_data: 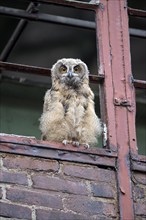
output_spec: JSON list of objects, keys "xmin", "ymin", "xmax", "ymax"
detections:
[
  {"xmin": 0, "ymin": 6, "xmax": 145, "ymax": 39},
  {"xmin": 129, "ymin": 28, "xmax": 146, "ymax": 38},
  {"xmin": 0, "ymin": 6, "xmax": 95, "ymax": 30},
  {"xmin": 0, "ymin": 3, "xmax": 39, "ymax": 61},
  {"xmin": 0, "ymin": 61, "xmax": 51, "ymax": 76},
  {"xmin": 28, "ymin": 0, "xmax": 98, "ymax": 10},
  {"xmin": 0, "ymin": 61, "xmax": 104, "ymax": 83},
  {"xmin": 134, "ymin": 79, "xmax": 146, "ymax": 89},
  {"xmin": 128, "ymin": 7, "xmax": 146, "ymax": 18}
]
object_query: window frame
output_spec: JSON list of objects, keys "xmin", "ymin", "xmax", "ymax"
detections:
[{"xmin": 0, "ymin": 1, "xmax": 146, "ymax": 219}]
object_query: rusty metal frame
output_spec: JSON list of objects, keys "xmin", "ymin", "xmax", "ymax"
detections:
[
  {"xmin": 0, "ymin": 0, "xmax": 146, "ymax": 220},
  {"xmin": 0, "ymin": 61, "xmax": 104, "ymax": 83},
  {"xmin": 0, "ymin": 6, "xmax": 95, "ymax": 30},
  {"xmin": 128, "ymin": 7, "xmax": 146, "ymax": 17},
  {"xmin": 1, "ymin": 5, "xmax": 146, "ymax": 38},
  {"xmin": 95, "ymin": 0, "xmax": 145, "ymax": 219},
  {"xmin": 0, "ymin": 2, "xmax": 39, "ymax": 61},
  {"xmin": 0, "ymin": 134, "xmax": 117, "ymax": 167},
  {"xmin": 26, "ymin": 0, "xmax": 99, "ymax": 10}
]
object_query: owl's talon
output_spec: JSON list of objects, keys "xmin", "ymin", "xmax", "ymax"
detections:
[
  {"xmin": 62, "ymin": 140, "xmax": 72, "ymax": 145},
  {"xmin": 83, "ymin": 143, "xmax": 90, "ymax": 149},
  {"xmin": 72, "ymin": 141, "xmax": 80, "ymax": 147},
  {"xmin": 62, "ymin": 140, "xmax": 67, "ymax": 145}
]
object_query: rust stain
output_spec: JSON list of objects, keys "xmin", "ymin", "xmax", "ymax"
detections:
[{"xmin": 98, "ymin": 0, "xmax": 136, "ymax": 219}]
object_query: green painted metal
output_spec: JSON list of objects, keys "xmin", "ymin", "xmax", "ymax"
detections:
[{"xmin": 0, "ymin": 82, "xmax": 45, "ymax": 139}]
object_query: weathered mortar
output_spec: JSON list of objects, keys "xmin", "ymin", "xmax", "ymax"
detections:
[
  {"xmin": 132, "ymin": 172, "xmax": 146, "ymax": 220},
  {"xmin": 0, "ymin": 136, "xmax": 146, "ymax": 220},
  {"xmin": 0, "ymin": 153, "xmax": 118, "ymax": 220}
]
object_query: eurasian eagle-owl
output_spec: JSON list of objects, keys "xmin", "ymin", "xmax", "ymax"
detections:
[{"xmin": 40, "ymin": 58, "xmax": 102, "ymax": 148}]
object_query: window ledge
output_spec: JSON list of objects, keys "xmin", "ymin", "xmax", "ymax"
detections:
[{"xmin": 0, "ymin": 133, "xmax": 117, "ymax": 168}]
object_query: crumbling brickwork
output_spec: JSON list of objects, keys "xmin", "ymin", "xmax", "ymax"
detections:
[
  {"xmin": 0, "ymin": 153, "xmax": 118, "ymax": 220},
  {"xmin": 132, "ymin": 157, "xmax": 146, "ymax": 220},
  {"xmin": 0, "ymin": 135, "xmax": 146, "ymax": 220},
  {"xmin": 133, "ymin": 173, "xmax": 146, "ymax": 220}
]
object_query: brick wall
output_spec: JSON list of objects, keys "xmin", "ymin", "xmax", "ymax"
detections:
[
  {"xmin": 0, "ymin": 135, "xmax": 146, "ymax": 220},
  {"xmin": 132, "ymin": 156, "xmax": 146, "ymax": 220},
  {"xmin": 0, "ymin": 152, "xmax": 118, "ymax": 220}
]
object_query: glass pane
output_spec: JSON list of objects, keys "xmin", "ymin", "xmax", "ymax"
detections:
[
  {"xmin": 136, "ymin": 89, "xmax": 146, "ymax": 155},
  {"xmin": 0, "ymin": 82, "xmax": 45, "ymax": 139},
  {"xmin": 0, "ymin": 2, "xmax": 102, "ymax": 147}
]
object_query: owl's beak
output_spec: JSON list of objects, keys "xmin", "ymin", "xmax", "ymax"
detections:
[{"xmin": 67, "ymin": 71, "xmax": 73, "ymax": 78}]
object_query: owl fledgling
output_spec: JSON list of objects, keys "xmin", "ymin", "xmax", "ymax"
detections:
[{"xmin": 40, "ymin": 58, "xmax": 102, "ymax": 148}]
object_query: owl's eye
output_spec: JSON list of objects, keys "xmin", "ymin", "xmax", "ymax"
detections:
[
  {"xmin": 74, "ymin": 65, "xmax": 81, "ymax": 72},
  {"xmin": 59, "ymin": 65, "xmax": 67, "ymax": 73}
]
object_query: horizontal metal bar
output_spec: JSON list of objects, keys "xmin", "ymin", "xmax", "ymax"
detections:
[
  {"xmin": 128, "ymin": 7, "xmax": 146, "ymax": 18},
  {"xmin": 0, "ymin": 3, "xmax": 39, "ymax": 61},
  {"xmin": 0, "ymin": 61, "xmax": 51, "ymax": 76},
  {"xmin": 29, "ymin": 0, "xmax": 99, "ymax": 10},
  {"xmin": 0, "ymin": 61, "xmax": 104, "ymax": 83},
  {"xmin": 134, "ymin": 79, "xmax": 146, "ymax": 89},
  {"xmin": 129, "ymin": 28, "xmax": 146, "ymax": 38},
  {"xmin": 0, "ymin": 6, "xmax": 95, "ymax": 30},
  {"xmin": 0, "ymin": 6, "xmax": 145, "ymax": 38}
]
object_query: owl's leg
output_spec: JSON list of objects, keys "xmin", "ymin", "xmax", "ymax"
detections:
[
  {"xmin": 41, "ymin": 134, "xmax": 47, "ymax": 141},
  {"xmin": 82, "ymin": 143, "xmax": 90, "ymax": 149}
]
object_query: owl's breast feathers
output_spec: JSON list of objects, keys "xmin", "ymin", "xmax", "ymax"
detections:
[
  {"xmin": 40, "ymin": 58, "xmax": 102, "ymax": 145},
  {"xmin": 51, "ymin": 83, "xmax": 93, "ymax": 118}
]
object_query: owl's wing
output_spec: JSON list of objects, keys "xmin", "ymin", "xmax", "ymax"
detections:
[{"xmin": 43, "ymin": 89, "xmax": 52, "ymax": 113}]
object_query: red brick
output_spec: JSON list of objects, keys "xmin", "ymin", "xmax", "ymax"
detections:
[
  {"xmin": 32, "ymin": 175, "xmax": 88, "ymax": 195},
  {"xmin": 64, "ymin": 196, "xmax": 117, "ymax": 217},
  {"xmin": 135, "ymin": 217, "xmax": 146, "ymax": 220},
  {"xmin": 133, "ymin": 172, "xmax": 146, "ymax": 185},
  {"xmin": 3, "ymin": 155, "xmax": 59, "ymax": 172},
  {"xmin": 135, "ymin": 201, "xmax": 146, "ymax": 216},
  {"xmin": 36, "ymin": 209, "xmax": 92, "ymax": 220},
  {"xmin": 63, "ymin": 163, "xmax": 116, "ymax": 183},
  {"xmin": 0, "ymin": 171, "xmax": 28, "ymax": 185},
  {"xmin": 36, "ymin": 209, "xmax": 113, "ymax": 220},
  {"xmin": 6, "ymin": 187, "xmax": 63, "ymax": 209},
  {"xmin": 134, "ymin": 186, "xmax": 145, "ymax": 200},
  {"xmin": 0, "ymin": 202, "xmax": 31, "ymax": 219},
  {"xmin": 91, "ymin": 183, "xmax": 115, "ymax": 198}
]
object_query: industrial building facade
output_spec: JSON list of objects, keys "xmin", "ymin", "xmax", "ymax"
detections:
[{"xmin": 0, "ymin": 0, "xmax": 146, "ymax": 219}]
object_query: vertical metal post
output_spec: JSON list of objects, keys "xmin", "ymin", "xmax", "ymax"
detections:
[
  {"xmin": 95, "ymin": 2, "xmax": 117, "ymax": 151},
  {"xmin": 95, "ymin": 0, "xmax": 137, "ymax": 219}
]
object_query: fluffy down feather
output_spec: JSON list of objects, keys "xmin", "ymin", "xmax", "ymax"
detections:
[{"xmin": 40, "ymin": 58, "xmax": 102, "ymax": 147}]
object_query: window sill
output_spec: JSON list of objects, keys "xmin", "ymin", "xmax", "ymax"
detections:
[{"xmin": 0, "ymin": 133, "xmax": 117, "ymax": 168}]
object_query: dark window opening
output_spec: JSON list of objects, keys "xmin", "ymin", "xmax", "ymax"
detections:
[
  {"xmin": 0, "ymin": 0, "xmax": 145, "ymax": 154},
  {"xmin": 0, "ymin": 0, "xmax": 103, "ymax": 147},
  {"xmin": 128, "ymin": 0, "xmax": 146, "ymax": 155}
]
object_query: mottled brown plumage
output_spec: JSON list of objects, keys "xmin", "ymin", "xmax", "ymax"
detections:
[{"xmin": 40, "ymin": 58, "xmax": 102, "ymax": 147}]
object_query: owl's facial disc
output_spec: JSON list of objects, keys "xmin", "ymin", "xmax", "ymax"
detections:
[
  {"xmin": 73, "ymin": 65, "xmax": 82, "ymax": 73},
  {"xmin": 59, "ymin": 64, "xmax": 67, "ymax": 74},
  {"xmin": 58, "ymin": 63, "xmax": 83, "ymax": 88}
]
